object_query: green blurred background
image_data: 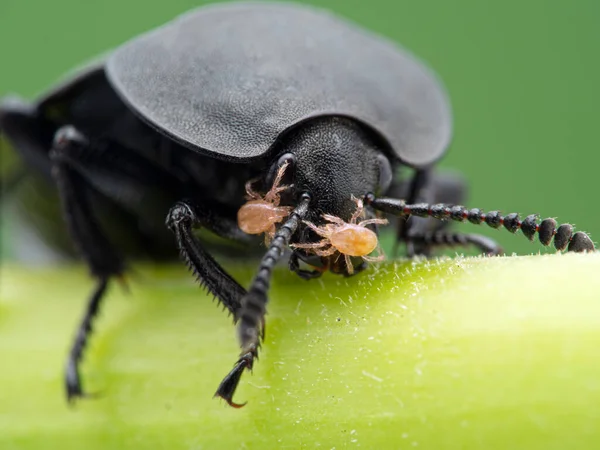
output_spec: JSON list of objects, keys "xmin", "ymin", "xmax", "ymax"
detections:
[{"xmin": 1, "ymin": 0, "xmax": 599, "ymax": 255}]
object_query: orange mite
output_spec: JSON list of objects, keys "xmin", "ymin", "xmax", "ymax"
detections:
[
  {"xmin": 292, "ymin": 196, "xmax": 388, "ymax": 274},
  {"xmin": 237, "ymin": 162, "xmax": 293, "ymax": 243}
]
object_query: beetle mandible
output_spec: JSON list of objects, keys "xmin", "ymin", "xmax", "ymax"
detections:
[{"xmin": 0, "ymin": 1, "xmax": 595, "ymax": 407}]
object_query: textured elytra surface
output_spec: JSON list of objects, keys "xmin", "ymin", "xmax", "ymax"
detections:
[
  {"xmin": 1, "ymin": 253, "xmax": 599, "ymax": 448},
  {"xmin": 106, "ymin": 1, "xmax": 451, "ymax": 165}
]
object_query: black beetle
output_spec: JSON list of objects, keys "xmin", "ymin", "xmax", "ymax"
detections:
[{"xmin": 0, "ymin": 1, "xmax": 595, "ymax": 407}]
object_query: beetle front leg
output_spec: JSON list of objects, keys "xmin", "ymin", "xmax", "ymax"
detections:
[
  {"xmin": 165, "ymin": 200, "xmax": 248, "ymax": 316},
  {"xmin": 215, "ymin": 194, "xmax": 311, "ymax": 407},
  {"xmin": 50, "ymin": 126, "xmax": 125, "ymax": 402}
]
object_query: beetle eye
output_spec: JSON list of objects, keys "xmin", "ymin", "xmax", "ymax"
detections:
[{"xmin": 376, "ymin": 154, "xmax": 393, "ymax": 193}]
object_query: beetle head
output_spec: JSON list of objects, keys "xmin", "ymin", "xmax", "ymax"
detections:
[
  {"xmin": 277, "ymin": 116, "xmax": 392, "ymax": 223},
  {"xmin": 267, "ymin": 117, "xmax": 393, "ymax": 276}
]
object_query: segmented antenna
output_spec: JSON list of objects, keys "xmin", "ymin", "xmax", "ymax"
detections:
[{"xmin": 364, "ymin": 193, "xmax": 595, "ymax": 253}]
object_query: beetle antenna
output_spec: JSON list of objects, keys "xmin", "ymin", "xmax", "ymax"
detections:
[
  {"xmin": 215, "ymin": 193, "xmax": 312, "ymax": 407},
  {"xmin": 364, "ymin": 193, "xmax": 596, "ymax": 253}
]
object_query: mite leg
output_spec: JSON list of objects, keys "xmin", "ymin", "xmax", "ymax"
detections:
[{"xmin": 215, "ymin": 194, "xmax": 311, "ymax": 407}]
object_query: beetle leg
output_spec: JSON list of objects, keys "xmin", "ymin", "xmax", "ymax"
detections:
[
  {"xmin": 50, "ymin": 126, "xmax": 126, "ymax": 403},
  {"xmin": 166, "ymin": 200, "xmax": 247, "ymax": 316},
  {"xmin": 389, "ymin": 169, "xmax": 469, "ymax": 257},
  {"xmin": 288, "ymin": 250, "xmax": 326, "ymax": 280},
  {"xmin": 391, "ymin": 168, "xmax": 432, "ymax": 257},
  {"xmin": 215, "ymin": 194, "xmax": 311, "ymax": 407},
  {"xmin": 351, "ymin": 260, "xmax": 368, "ymax": 275},
  {"xmin": 64, "ymin": 277, "xmax": 109, "ymax": 402},
  {"xmin": 406, "ymin": 231, "xmax": 503, "ymax": 256},
  {"xmin": 0, "ymin": 96, "xmax": 56, "ymax": 183},
  {"xmin": 0, "ymin": 97, "xmax": 54, "ymax": 202},
  {"xmin": 395, "ymin": 172, "xmax": 499, "ymax": 256}
]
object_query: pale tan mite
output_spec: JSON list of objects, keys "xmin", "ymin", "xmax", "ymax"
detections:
[
  {"xmin": 237, "ymin": 162, "xmax": 293, "ymax": 243},
  {"xmin": 292, "ymin": 196, "xmax": 388, "ymax": 274}
]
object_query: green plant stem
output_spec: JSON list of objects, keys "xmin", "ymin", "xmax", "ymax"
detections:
[{"xmin": 1, "ymin": 253, "xmax": 599, "ymax": 449}]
